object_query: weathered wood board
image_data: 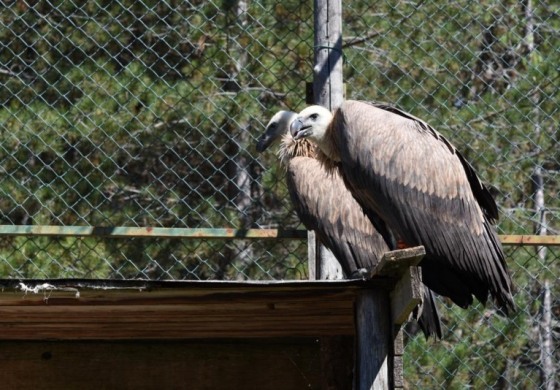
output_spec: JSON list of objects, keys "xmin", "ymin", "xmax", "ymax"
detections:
[
  {"xmin": 0, "ymin": 339, "xmax": 321, "ymax": 390},
  {"xmin": 0, "ymin": 280, "xmax": 370, "ymax": 340}
]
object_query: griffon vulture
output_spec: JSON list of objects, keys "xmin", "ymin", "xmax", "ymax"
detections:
[
  {"xmin": 290, "ymin": 100, "xmax": 514, "ymax": 314},
  {"xmin": 257, "ymin": 110, "xmax": 442, "ymax": 338}
]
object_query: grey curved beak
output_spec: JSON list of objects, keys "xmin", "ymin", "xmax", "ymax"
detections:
[{"xmin": 290, "ymin": 118, "xmax": 304, "ymax": 139}]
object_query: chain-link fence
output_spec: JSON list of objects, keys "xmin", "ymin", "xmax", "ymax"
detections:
[
  {"xmin": 1, "ymin": 0, "xmax": 313, "ymax": 281},
  {"xmin": 1, "ymin": 0, "xmax": 559, "ymax": 388}
]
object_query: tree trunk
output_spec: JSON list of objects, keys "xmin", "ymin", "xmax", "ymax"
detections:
[
  {"xmin": 222, "ymin": 0, "xmax": 255, "ymax": 278},
  {"xmin": 523, "ymin": 2, "xmax": 554, "ymax": 387},
  {"xmin": 539, "ymin": 280, "xmax": 555, "ymax": 390}
]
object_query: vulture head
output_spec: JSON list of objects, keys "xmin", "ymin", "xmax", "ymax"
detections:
[
  {"xmin": 290, "ymin": 105, "xmax": 333, "ymax": 145},
  {"xmin": 256, "ymin": 110, "xmax": 297, "ymax": 153}
]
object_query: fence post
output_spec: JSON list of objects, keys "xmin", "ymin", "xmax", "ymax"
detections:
[
  {"xmin": 311, "ymin": 0, "xmax": 344, "ymax": 281},
  {"xmin": 312, "ymin": 3, "xmax": 422, "ymax": 389},
  {"xmin": 312, "ymin": 1, "xmax": 354, "ymax": 389},
  {"xmin": 355, "ymin": 290, "xmax": 391, "ymax": 388}
]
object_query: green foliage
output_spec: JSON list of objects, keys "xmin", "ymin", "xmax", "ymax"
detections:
[
  {"xmin": 0, "ymin": 1, "xmax": 559, "ymax": 386},
  {"xmin": 404, "ymin": 245, "xmax": 559, "ymax": 388}
]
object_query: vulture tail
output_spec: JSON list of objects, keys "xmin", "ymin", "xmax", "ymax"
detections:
[{"xmin": 416, "ymin": 288, "xmax": 443, "ymax": 340}]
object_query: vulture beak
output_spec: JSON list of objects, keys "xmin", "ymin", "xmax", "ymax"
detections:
[
  {"xmin": 257, "ymin": 111, "xmax": 298, "ymax": 152},
  {"xmin": 256, "ymin": 132, "xmax": 274, "ymax": 153},
  {"xmin": 290, "ymin": 118, "xmax": 308, "ymax": 140}
]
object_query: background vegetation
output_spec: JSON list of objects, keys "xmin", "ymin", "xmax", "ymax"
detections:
[{"xmin": 0, "ymin": 0, "xmax": 558, "ymax": 387}]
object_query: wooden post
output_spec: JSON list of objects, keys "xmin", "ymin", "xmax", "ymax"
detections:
[
  {"xmin": 312, "ymin": 1, "xmax": 349, "ymax": 387},
  {"xmin": 311, "ymin": 3, "xmax": 423, "ymax": 389},
  {"xmin": 356, "ymin": 247, "xmax": 425, "ymax": 390},
  {"xmin": 313, "ymin": 0, "xmax": 344, "ymax": 109},
  {"xmin": 355, "ymin": 290, "xmax": 391, "ymax": 389},
  {"xmin": 310, "ymin": 0, "xmax": 344, "ymax": 280}
]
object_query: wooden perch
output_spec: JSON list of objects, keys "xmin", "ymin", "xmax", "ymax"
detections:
[
  {"xmin": 368, "ymin": 246, "xmax": 425, "ymax": 278},
  {"xmin": 367, "ymin": 246, "xmax": 425, "ymax": 326}
]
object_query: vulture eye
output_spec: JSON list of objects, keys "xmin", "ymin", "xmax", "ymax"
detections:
[{"xmin": 310, "ymin": 114, "xmax": 319, "ymax": 120}]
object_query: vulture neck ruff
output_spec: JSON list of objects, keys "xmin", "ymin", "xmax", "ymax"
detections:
[{"xmin": 278, "ymin": 134, "xmax": 317, "ymax": 166}]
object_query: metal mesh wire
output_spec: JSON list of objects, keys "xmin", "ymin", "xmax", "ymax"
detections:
[
  {"xmin": 344, "ymin": 0, "xmax": 559, "ymax": 237},
  {"xmin": 1, "ymin": 0, "xmax": 559, "ymax": 387}
]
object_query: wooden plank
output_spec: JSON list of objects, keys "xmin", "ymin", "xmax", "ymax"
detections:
[
  {"xmin": 499, "ymin": 235, "xmax": 560, "ymax": 246},
  {"xmin": 0, "ymin": 282, "xmax": 375, "ymax": 340},
  {"xmin": 369, "ymin": 246, "xmax": 425, "ymax": 278},
  {"xmin": 0, "ymin": 299, "xmax": 355, "ymax": 340},
  {"xmin": 0, "ymin": 226, "xmax": 558, "ymax": 246},
  {"xmin": 0, "ymin": 278, "xmax": 394, "ymax": 294},
  {"xmin": 0, "ymin": 340, "xmax": 321, "ymax": 390}
]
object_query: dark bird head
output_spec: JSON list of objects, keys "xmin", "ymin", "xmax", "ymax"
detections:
[
  {"xmin": 256, "ymin": 110, "xmax": 297, "ymax": 153},
  {"xmin": 290, "ymin": 105, "xmax": 333, "ymax": 144}
]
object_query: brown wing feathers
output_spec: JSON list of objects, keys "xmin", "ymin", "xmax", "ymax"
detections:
[
  {"xmin": 368, "ymin": 101, "xmax": 499, "ymax": 221},
  {"xmin": 332, "ymin": 100, "xmax": 514, "ymax": 313},
  {"xmin": 262, "ymin": 114, "xmax": 443, "ymax": 337},
  {"xmin": 287, "ymin": 155, "xmax": 389, "ymax": 275}
]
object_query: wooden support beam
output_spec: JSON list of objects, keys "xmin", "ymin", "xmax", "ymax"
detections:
[
  {"xmin": 499, "ymin": 235, "xmax": 560, "ymax": 246},
  {"xmin": 0, "ymin": 280, "xmax": 367, "ymax": 340},
  {"xmin": 311, "ymin": 0, "xmax": 345, "ymax": 280},
  {"xmin": 0, "ymin": 226, "xmax": 557, "ymax": 247},
  {"xmin": 313, "ymin": 1, "xmax": 347, "ymax": 386},
  {"xmin": 355, "ymin": 246, "xmax": 426, "ymax": 390},
  {"xmin": 355, "ymin": 289, "xmax": 391, "ymax": 390},
  {"xmin": 0, "ymin": 225, "xmax": 306, "ymax": 239}
]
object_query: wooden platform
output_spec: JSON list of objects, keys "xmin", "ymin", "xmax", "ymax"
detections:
[
  {"xmin": 0, "ymin": 279, "xmax": 373, "ymax": 390},
  {"xmin": 0, "ymin": 246, "xmax": 425, "ymax": 389}
]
